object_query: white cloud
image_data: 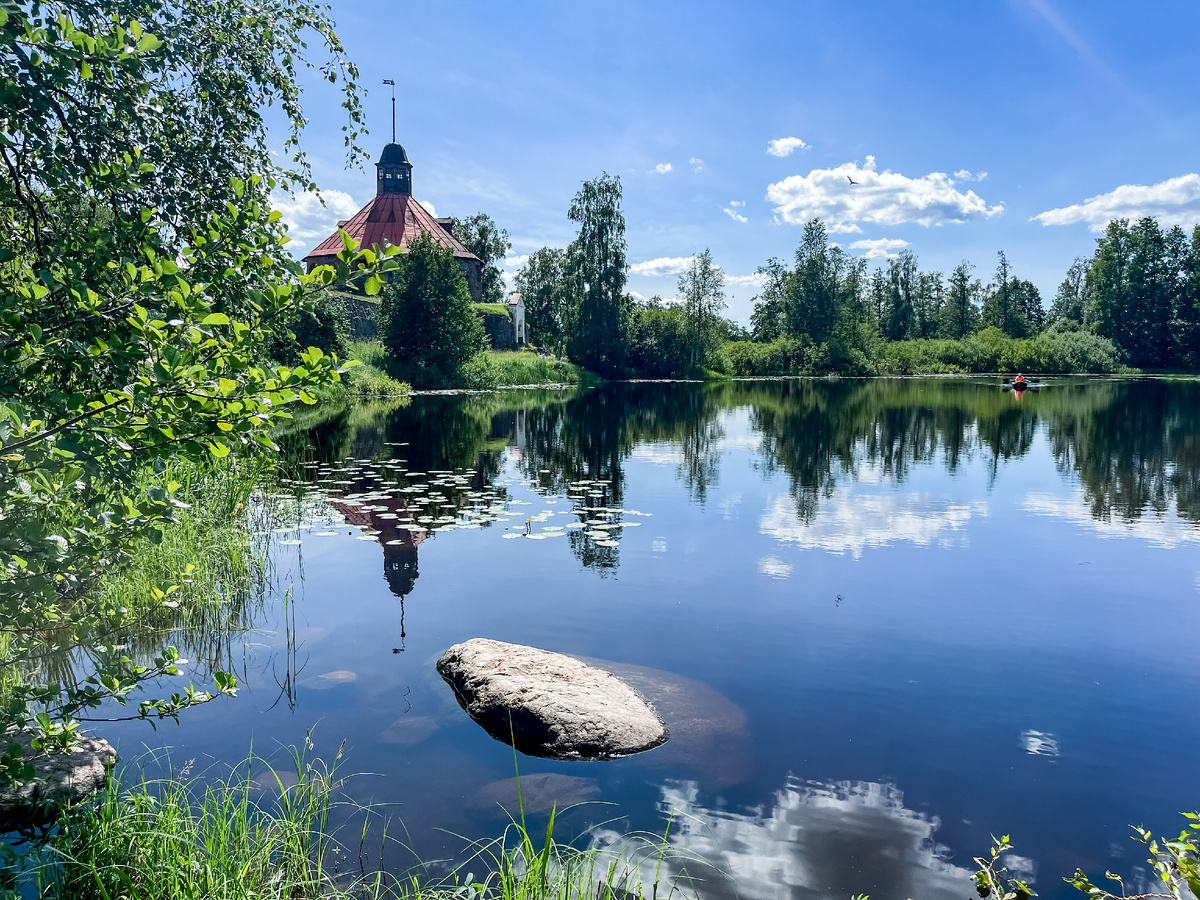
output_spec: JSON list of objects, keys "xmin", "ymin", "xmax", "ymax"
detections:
[
  {"xmin": 760, "ymin": 489, "xmax": 984, "ymax": 559},
  {"xmin": 849, "ymin": 237, "xmax": 911, "ymax": 260},
  {"xmin": 829, "ymin": 222, "xmax": 863, "ymax": 234},
  {"xmin": 654, "ymin": 162, "xmax": 673, "ymax": 174},
  {"xmin": 767, "ymin": 137, "xmax": 810, "ymax": 157},
  {"xmin": 1021, "ymin": 492, "xmax": 1200, "ymax": 547},
  {"xmin": 629, "ymin": 256, "xmax": 697, "ymax": 277},
  {"xmin": 954, "ymin": 169, "xmax": 988, "ymax": 182},
  {"xmin": 723, "ymin": 206, "xmax": 748, "ymax": 223},
  {"xmin": 729, "ymin": 200, "xmax": 745, "ymax": 207},
  {"xmin": 593, "ymin": 777, "xmax": 976, "ymax": 900},
  {"xmin": 1032, "ymin": 173, "xmax": 1200, "ymax": 232},
  {"xmin": 766, "ymin": 155, "xmax": 1004, "ymax": 230},
  {"xmin": 689, "ymin": 157, "xmax": 704, "ymax": 172},
  {"xmin": 417, "ymin": 199, "xmax": 437, "ymax": 217},
  {"xmin": 502, "ymin": 254, "xmax": 530, "ymax": 270},
  {"xmin": 726, "ymin": 272, "xmax": 768, "ymax": 289},
  {"xmin": 271, "ymin": 189, "xmax": 362, "ymax": 246}
]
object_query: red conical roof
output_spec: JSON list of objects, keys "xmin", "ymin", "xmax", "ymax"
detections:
[{"xmin": 303, "ymin": 193, "xmax": 479, "ymax": 264}]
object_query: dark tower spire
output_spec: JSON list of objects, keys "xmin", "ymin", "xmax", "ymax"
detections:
[{"xmin": 376, "ymin": 142, "xmax": 412, "ymax": 196}]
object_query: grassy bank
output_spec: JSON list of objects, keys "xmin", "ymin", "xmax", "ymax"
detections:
[
  {"xmin": 25, "ymin": 748, "xmax": 685, "ymax": 900},
  {"xmin": 315, "ymin": 341, "xmax": 412, "ymax": 399},
  {"xmin": 0, "ymin": 454, "xmax": 272, "ymax": 718},
  {"xmin": 468, "ymin": 350, "xmax": 592, "ymax": 387}
]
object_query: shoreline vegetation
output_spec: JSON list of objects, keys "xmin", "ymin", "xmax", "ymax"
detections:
[{"xmin": 3, "ymin": 0, "xmax": 1197, "ymax": 896}]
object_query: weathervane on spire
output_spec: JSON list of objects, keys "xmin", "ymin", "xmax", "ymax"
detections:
[{"xmin": 382, "ymin": 79, "xmax": 396, "ymax": 143}]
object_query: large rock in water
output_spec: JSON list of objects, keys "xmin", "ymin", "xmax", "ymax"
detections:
[
  {"xmin": 436, "ymin": 639, "xmax": 668, "ymax": 760},
  {"xmin": 0, "ymin": 731, "xmax": 118, "ymax": 828}
]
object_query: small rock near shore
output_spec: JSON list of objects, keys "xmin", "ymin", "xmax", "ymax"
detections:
[
  {"xmin": 436, "ymin": 638, "xmax": 668, "ymax": 760},
  {"xmin": 0, "ymin": 731, "xmax": 118, "ymax": 828}
]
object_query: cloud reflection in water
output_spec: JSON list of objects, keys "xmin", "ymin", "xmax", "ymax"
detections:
[
  {"xmin": 760, "ymin": 490, "xmax": 985, "ymax": 558},
  {"xmin": 594, "ymin": 776, "xmax": 974, "ymax": 900}
]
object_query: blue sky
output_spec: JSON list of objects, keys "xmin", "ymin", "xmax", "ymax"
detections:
[{"xmin": 275, "ymin": 0, "xmax": 1200, "ymax": 326}]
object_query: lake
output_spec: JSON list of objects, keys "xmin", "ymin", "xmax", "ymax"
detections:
[{"xmin": 113, "ymin": 377, "xmax": 1200, "ymax": 900}]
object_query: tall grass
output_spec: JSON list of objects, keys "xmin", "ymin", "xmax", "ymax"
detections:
[
  {"xmin": 463, "ymin": 351, "xmax": 590, "ymax": 389},
  {"xmin": 316, "ymin": 340, "xmax": 411, "ymax": 398},
  {"xmin": 39, "ymin": 741, "xmax": 349, "ymax": 900},
  {"xmin": 30, "ymin": 744, "xmax": 698, "ymax": 900}
]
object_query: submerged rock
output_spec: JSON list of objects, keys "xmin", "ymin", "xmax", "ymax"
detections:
[
  {"xmin": 474, "ymin": 772, "xmax": 601, "ymax": 815},
  {"xmin": 436, "ymin": 638, "xmax": 668, "ymax": 760},
  {"xmin": 0, "ymin": 731, "xmax": 118, "ymax": 828}
]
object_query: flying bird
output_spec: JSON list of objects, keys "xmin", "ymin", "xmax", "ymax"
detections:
[{"xmin": 847, "ymin": 176, "xmax": 859, "ymax": 185}]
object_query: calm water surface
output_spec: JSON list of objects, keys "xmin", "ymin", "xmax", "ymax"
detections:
[{"xmin": 112, "ymin": 378, "xmax": 1200, "ymax": 900}]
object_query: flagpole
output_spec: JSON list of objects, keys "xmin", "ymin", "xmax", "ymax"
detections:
[{"xmin": 382, "ymin": 79, "xmax": 396, "ymax": 142}]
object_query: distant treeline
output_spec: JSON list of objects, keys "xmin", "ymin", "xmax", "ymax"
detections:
[{"xmin": 513, "ymin": 180, "xmax": 1200, "ymax": 376}]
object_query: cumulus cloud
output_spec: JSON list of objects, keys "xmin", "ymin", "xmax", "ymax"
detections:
[
  {"xmin": 723, "ymin": 206, "xmax": 748, "ymax": 223},
  {"xmin": 629, "ymin": 256, "xmax": 697, "ymax": 277},
  {"xmin": 502, "ymin": 254, "xmax": 530, "ymax": 270},
  {"xmin": 689, "ymin": 157, "xmax": 704, "ymax": 172},
  {"xmin": 654, "ymin": 162, "xmax": 673, "ymax": 174},
  {"xmin": 767, "ymin": 137, "xmax": 810, "ymax": 157},
  {"xmin": 766, "ymin": 155, "xmax": 1004, "ymax": 230},
  {"xmin": 849, "ymin": 237, "xmax": 911, "ymax": 260},
  {"xmin": 417, "ymin": 199, "xmax": 437, "ymax": 217},
  {"xmin": 726, "ymin": 272, "xmax": 768, "ymax": 289},
  {"xmin": 1032, "ymin": 174, "xmax": 1200, "ymax": 232},
  {"xmin": 593, "ymin": 777, "xmax": 976, "ymax": 900},
  {"xmin": 271, "ymin": 189, "xmax": 362, "ymax": 247},
  {"xmin": 953, "ymin": 169, "xmax": 988, "ymax": 182}
]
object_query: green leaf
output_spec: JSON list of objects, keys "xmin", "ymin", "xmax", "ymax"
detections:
[{"xmin": 202, "ymin": 313, "xmax": 230, "ymax": 325}]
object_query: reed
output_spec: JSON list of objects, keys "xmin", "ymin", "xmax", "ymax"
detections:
[{"xmin": 31, "ymin": 743, "xmax": 696, "ymax": 900}]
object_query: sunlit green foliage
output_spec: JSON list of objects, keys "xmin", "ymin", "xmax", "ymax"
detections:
[
  {"xmin": 0, "ymin": 0, "xmax": 390, "ymax": 803},
  {"xmin": 453, "ymin": 213, "xmax": 512, "ymax": 305},
  {"xmin": 377, "ymin": 233, "xmax": 489, "ymax": 388},
  {"xmin": 564, "ymin": 174, "xmax": 631, "ymax": 376}
]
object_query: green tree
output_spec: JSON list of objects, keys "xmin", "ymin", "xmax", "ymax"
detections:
[
  {"xmin": 1049, "ymin": 257, "xmax": 1089, "ymax": 330},
  {"xmin": 787, "ymin": 220, "xmax": 840, "ymax": 343},
  {"xmin": 678, "ymin": 249, "xmax": 726, "ymax": 370},
  {"xmin": 0, "ymin": 0, "xmax": 376, "ymax": 794},
  {"xmin": 915, "ymin": 270, "xmax": 944, "ymax": 339},
  {"xmin": 981, "ymin": 250, "xmax": 1022, "ymax": 337},
  {"xmin": 630, "ymin": 305, "xmax": 691, "ymax": 377},
  {"xmin": 1086, "ymin": 217, "xmax": 1182, "ymax": 368},
  {"xmin": 565, "ymin": 173, "xmax": 630, "ymax": 375},
  {"xmin": 452, "ymin": 212, "xmax": 511, "ymax": 304},
  {"xmin": 938, "ymin": 261, "xmax": 981, "ymax": 339},
  {"xmin": 378, "ymin": 232, "xmax": 488, "ymax": 388},
  {"xmin": 750, "ymin": 258, "xmax": 789, "ymax": 342},
  {"xmin": 1176, "ymin": 226, "xmax": 1200, "ymax": 367},
  {"xmin": 884, "ymin": 250, "xmax": 919, "ymax": 340},
  {"xmin": 1010, "ymin": 278, "xmax": 1045, "ymax": 334},
  {"xmin": 515, "ymin": 247, "xmax": 568, "ymax": 354}
]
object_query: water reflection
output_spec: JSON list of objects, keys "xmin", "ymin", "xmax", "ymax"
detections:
[
  {"xmin": 760, "ymin": 491, "xmax": 986, "ymax": 557},
  {"xmin": 598, "ymin": 776, "xmax": 976, "ymax": 900},
  {"xmin": 275, "ymin": 379, "xmax": 1200, "ymax": 595}
]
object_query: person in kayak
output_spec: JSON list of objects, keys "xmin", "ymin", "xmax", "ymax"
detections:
[{"xmin": 1013, "ymin": 373, "xmax": 1026, "ymax": 388}]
